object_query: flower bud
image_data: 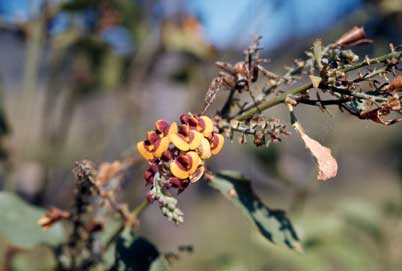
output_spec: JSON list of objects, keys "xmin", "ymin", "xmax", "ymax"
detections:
[
  {"xmin": 146, "ymin": 192, "xmax": 155, "ymax": 203},
  {"xmin": 161, "ymin": 150, "xmax": 173, "ymax": 162},
  {"xmin": 149, "ymin": 162, "xmax": 158, "ymax": 173},
  {"xmin": 144, "ymin": 170, "xmax": 154, "ymax": 184},
  {"xmin": 170, "ymin": 177, "xmax": 181, "ymax": 188},
  {"xmin": 254, "ymin": 130, "xmax": 265, "ymax": 146}
]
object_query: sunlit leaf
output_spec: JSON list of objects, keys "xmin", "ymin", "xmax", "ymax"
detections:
[
  {"xmin": 150, "ymin": 257, "xmax": 171, "ymax": 271},
  {"xmin": 112, "ymin": 228, "xmax": 170, "ymax": 271},
  {"xmin": 209, "ymin": 171, "xmax": 303, "ymax": 252},
  {"xmin": 312, "ymin": 39, "xmax": 323, "ymax": 69},
  {"xmin": 309, "ymin": 75, "xmax": 322, "ymax": 88},
  {"xmin": 12, "ymin": 246, "xmax": 56, "ymax": 271},
  {"xmin": 340, "ymin": 200, "xmax": 383, "ymax": 242},
  {"xmin": 0, "ymin": 192, "xmax": 65, "ymax": 249}
]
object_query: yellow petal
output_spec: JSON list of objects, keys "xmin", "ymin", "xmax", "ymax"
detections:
[
  {"xmin": 200, "ymin": 116, "xmax": 213, "ymax": 136},
  {"xmin": 167, "ymin": 122, "xmax": 178, "ymax": 136},
  {"xmin": 187, "ymin": 151, "xmax": 201, "ymax": 175},
  {"xmin": 211, "ymin": 133, "xmax": 224, "ymax": 155},
  {"xmin": 170, "ymin": 161, "xmax": 190, "ymax": 179},
  {"xmin": 153, "ymin": 137, "xmax": 170, "ymax": 158},
  {"xmin": 170, "ymin": 133, "xmax": 189, "ymax": 151},
  {"xmin": 190, "ymin": 165, "xmax": 205, "ymax": 183},
  {"xmin": 188, "ymin": 130, "xmax": 203, "ymax": 150},
  {"xmin": 136, "ymin": 141, "xmax": 154, "ymax": 160},
  {"xmin": 197, "ymin": 137, "xmax": 211, "ymax": 159}
]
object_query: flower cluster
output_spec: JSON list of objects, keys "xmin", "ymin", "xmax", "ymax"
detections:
[{"xmin": 136, "ymin": 113, "xmax": 224, "ymax": 223}]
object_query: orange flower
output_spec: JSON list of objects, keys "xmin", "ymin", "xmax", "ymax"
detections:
[
  {"xmin": 180, "ymin": 113, "xmax": 214, "ymax": 137},
  {"xmin": 170, "ymin": 151, "xmax": 201, "ymax": 179},
  {"xmin": 137, "ymin": 120, "xmax": 177, "ymax": 160},
  {"xmin": 155, "ymin": 119, "xmax": 178, "ymax": 136},
  {"xmin": 137, "ymin": 114, "xmax": 224, "ymax": 197},
  {"xmin": 170, "ymin": 124, "xmax": 203, "ymax": 151},
  {"xmin": 189, "ymin": 165, "xmax": 205, "ymax": 183},
  {"xmin": 208, "ymin": 133, "xmax": 224, "ymax": 155},
  {"xmin": 197, "ymin": 137, "xmax": 212, "ymax": 159}
]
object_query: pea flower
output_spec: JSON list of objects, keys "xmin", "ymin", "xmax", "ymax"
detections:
[
  {"xmin": 137, "ymin": 120, "xmax": 177, "ymax": 160},
  {"xmin": 170, "ymin": 124, "xmax": 203, "ymax": 151},
  {"xmin": 136, "ymin": 113, "xmax": 224, "ymax": 223},
  {"xmin": 180, "ymin": 113, "xmax": 214, "ymax": 136},
  {"xmin": 169, "ymin": 151, "xmax": 200, "ymax": 179},
  {"xmin": 207, "ymin": 132, "xmax": 225, "ymax": 155}
]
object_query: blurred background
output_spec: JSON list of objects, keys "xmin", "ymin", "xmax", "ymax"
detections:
[{"xmin": 0, "ymin": 0, "xmax": 401, "ymax": 270}]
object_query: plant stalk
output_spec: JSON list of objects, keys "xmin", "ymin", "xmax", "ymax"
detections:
[{"xmin": 234, "ymin": 51, "xmax": 402, "ymax": 121}]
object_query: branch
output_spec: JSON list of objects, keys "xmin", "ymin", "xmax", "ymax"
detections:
[{"xmin": 234, "ymin": 51, "xmax": 402, "ymax": 121}]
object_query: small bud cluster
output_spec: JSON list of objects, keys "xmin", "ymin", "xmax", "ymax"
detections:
[
  {"xmin": 137, "ymin": 113, "xmax": 224, "ymax": 223},
  {"xmin": 216, "ymin": 116, "xmax": 289, "ymax": 147}
]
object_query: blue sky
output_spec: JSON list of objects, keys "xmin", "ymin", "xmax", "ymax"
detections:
[
  {"xmin": 0, "ymin": 0, "xmax": 362, "ymax": 50},
  {"xmin": 185, "ymin": 0, "xmax": 362, "ymax": 49}
]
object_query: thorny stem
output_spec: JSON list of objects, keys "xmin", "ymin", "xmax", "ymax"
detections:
[
  {"xmin": 353, "ymin": 66, "xmax": 389, "ymax": 83},
  {"xmin": 234, "ymin": 51, "xmax": 402, "ymax": 121},
  {"xmin": 330, "ymin": 86, "xmax": 389, "ymax": 102}
]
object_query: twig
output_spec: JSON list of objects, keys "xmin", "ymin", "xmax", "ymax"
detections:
[
  {"xmin": 103, "ymin": 199, "xmax": 150, "ymax": 252},
  {"xmin": 234, "ymin": 51, "xmax": 402, "ymax": 121}
]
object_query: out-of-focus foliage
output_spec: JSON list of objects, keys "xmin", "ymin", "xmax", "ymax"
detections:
[
  {"xmin": 0, "ymin": 0, "xmax": 401, "ymax": 270},
  {"xmin": 0, "ymin": 192, "xmax": 64, "ymax": 249},
  {"xmin": 209, "ymin": 171, "xmax": 302, "ymax": 252},
  {"xmin": 112, "ymin": 229, "xmax": 170, "ymax": 271}
]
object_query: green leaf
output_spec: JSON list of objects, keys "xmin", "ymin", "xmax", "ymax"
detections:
[
  {"xmin": 309, "ymin": 75, "xmax": 322, "ymax": 89},
  {"xmin": 12, "ymin": 246, "xmax": 57, "ymax": 271},
  {"xmin": 312, "ymin": 39, "xmax": 323, "ymax": 69},
  {"xmin": 0, "ymin": 192, "xmax": 64, "ymax": 249},
  {"xmin": 149, "ymin": 257, "xmax": 171, "ymax": 271},
  {"xmin": 112, "ymin": 228, "xmax": 170, "ymax": 271},
  {"xmin": 209, "ymin": 171, "xmax": 302, "ymax": 252}
]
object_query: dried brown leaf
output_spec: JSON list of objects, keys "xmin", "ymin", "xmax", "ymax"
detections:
[
  {"xmin": 360, "ymin": 107, "xmax": 402, "ymax": 126},
  {"xmin": 389, "ymin": 76, "xmax": 402, "ymax": 91},
  {"xmin": 38, "ymin": 207, "xmax": 70, "ymax": 230},
  {"xmin": 296, "ymin": 127, "xmax": 338, "ymax": 181},
  {"xmin": 336, "ymin": 26, "xmax": 373, "ymax": 47},
  {"xmin": 202, "ymin": 77, "xmax": 223, "ymax": 114},
  {"xmin": 96, "ymin": 161, "xmax": 123, "ymax": 186}
]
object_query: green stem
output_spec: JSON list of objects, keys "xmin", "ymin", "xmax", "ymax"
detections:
[
  {"xmin": 234, "ymin": 51, "xmax": 402, "ymax": 121},
  {"xmin": 103, "ymin": 199, "xmax": 150, "ymax": 252},
  {"xmin": 132, "ymin": 198, "xmax": 150, "ymax": 218},
  {"xmin": 235, "ymin": 82, "xmax": 312, "ymax": 120}
]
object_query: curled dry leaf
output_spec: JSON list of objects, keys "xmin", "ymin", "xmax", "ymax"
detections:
[
  {"xmin": 360, "ymin": 107, "xmax": 402, "ymax": 126},
  {"xmin": 295, "ymin": 126, "xmax": 338, "ymax": 181},
  {"xmin": 335, "ymin": 26, "xmax": 373, "ymax": 47},
  {"xmin": 38, "ymin": 207, "xmax": 70, "ymax": 230},
  {"xmin": 96, "ymin": 161, "xmax": 123, "ymax": 186},
  {"xmin": 389, "ymin": 76, "xmax": 402, "ymax": 91},
  {"xmin": 288, "ymin": 103, "xmax": 337, "ymax": 181},
  {"xmin": 358, "ymin": 93, "xmax": 402, "ymax": 126}
]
